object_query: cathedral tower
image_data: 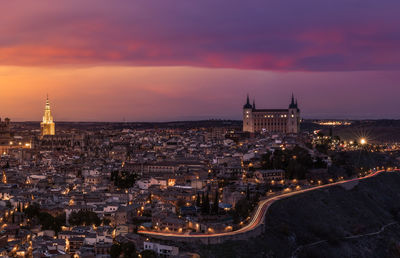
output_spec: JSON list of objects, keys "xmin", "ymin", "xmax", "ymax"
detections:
[{"xmin": 40, "ymin": 96, "xmax": 55, "ymax": 136}]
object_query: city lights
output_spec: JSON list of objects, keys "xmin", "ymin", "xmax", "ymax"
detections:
[{"xmin": 0, "ymin": 5, "xmax": 397, "ymax": 256}]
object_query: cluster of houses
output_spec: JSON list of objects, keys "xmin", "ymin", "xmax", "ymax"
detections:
[{"xmin": 0, "ymin": 123, "xmax": 333, "ymax": 257}]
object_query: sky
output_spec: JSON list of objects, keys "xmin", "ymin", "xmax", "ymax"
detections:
[{"xmin": 0, "ymin": 0, "xmax": 400, "ymax": 121}]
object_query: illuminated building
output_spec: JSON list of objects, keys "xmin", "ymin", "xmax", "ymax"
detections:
[
  {"xmin": 314, "ymin": 120, "xmax": 352, "ymax": 126},
  {"xmin": 243, "ymin": 94, "xmax": 300, "ymax": 134},
  {"xmin": 40, "ymin": 96, "xmax": 55, "ymax": 136},
  {"xmin": 0, "ymin": 118, "xmax": 11, "ymax": 154},
  {"xmin": 0, "ymin": 118, "xmax": 32, "ymax": 154},
  {"xmin": 35, "ymin": 134, "xmax": 85, "ymax": 151},
  {"xmin": 2, "ymin": 171, "xmax": 6, "ymax": 184},
  {"xmin": 35, "ymin": 97, "xmax": 84, "ymax": 151}
]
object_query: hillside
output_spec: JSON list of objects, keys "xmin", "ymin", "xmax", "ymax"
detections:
[
  {"xmin": 197, "ymin": 172, "xmax": 400, "ymax": 258},
  {"xmin": 301, "ymin": 120, "xmax": 400, "ymax": 143}
]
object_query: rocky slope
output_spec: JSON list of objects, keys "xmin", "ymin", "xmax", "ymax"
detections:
[{"xmin": 197, "ymin": 172, "xmax": 400, "ymax": 258}]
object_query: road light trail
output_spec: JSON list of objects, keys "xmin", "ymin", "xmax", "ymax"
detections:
[{"xmin": 138, "ymin": 169, "xmax": 393, "ymax": 239}]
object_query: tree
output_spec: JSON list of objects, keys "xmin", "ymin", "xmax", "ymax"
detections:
[
  {"xmin": 261, "ymin": 152, "xmax": 272, "ymax": 169},
  {"xmin": 200, "ymin": 192, "xmax": 205, "ymax": 212},
  {"xmin": 316, "ymin": 144, "xmax": 329, "ymax": 154},
  {"xmin": 102, "ymin": 218, "xmax": 111, "ymax": 226},
  {"xmin": 112, "ymin": 171, "xmax": 137, "ymax": 189},
  {"xmin": 68, "ymin": 211, "xmax": 81, "ymax": 226},
  {"xmin": 176, "ymin": 199, "xmax": 186, "ymax": 209},
  {"xmin": 110, "ymin": 170, "xmax": 119, "ymax": 181},
  {"xmin": 111, "ymin": 242, "xmax": 137, "ymax": 258},
  {"xmin": 30, "ymin": 211, "xmax": 66, "ymax": 233},
  {"xmin": 205, "ymin": 192, "xmax": 210, "ymax": 214},
  {"xmin": 314, "ymin": 157, "xmax": 327, "ymax": 169},
  {"xmin": 38, "ymin": 212, "xmax": 55, "ymax": 230},
  {"xmin": 261, "ymin": 146, "xmax": 318, "ymax": 179},
  {"xmin": 140, "ymin": 250, "xmax": 156, "ymax": 258},
  {"xmin": 120, "ymin": 242, "xmax": 136, "ymax": 258},
  {"xmin": 110, "ymin": 243, "xmax": 122, "ymax": 258},
  {"xmin": 202, "ymin": 192, "xmax": 210, "ymax": 214},
  {"xmin": 195, "ymin": 193, "xmax": 201, "ymax": 207},
  {"xmin": 68, "ymin": 210, "xmax": 101, "ymax": 226},
  {"xmin": 235, "ymin": 198, "xmax": 251, "ymax": 219},
  {"xmin": 212, "ymin": 190, "xmax": 219, "ymax": 214},
  {"xmin": 49, "ymin": 213, "xmax": 65, "ymax": 231},
  {"xmin": 25, "ymin": 204, "xmax": 40, "ymax": 219}
]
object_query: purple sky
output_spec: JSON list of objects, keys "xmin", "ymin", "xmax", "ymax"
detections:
[{"xmin": 0, "ymin": 0, "xmax": 399, "ymax": 121}]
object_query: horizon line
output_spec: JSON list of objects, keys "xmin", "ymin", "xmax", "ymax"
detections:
[{"xmin": 8, "ymin": 117, "xmax": 400, "ymax": 124}]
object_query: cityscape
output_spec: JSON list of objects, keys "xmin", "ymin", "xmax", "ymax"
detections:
[{"xmin": 1, "ymin": 1, "xmax": 400, "ymax": 258}]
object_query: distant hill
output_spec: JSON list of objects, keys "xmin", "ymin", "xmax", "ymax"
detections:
[
  {"xmin": 302, "ymin": 120, "xmax": 400, "ymax": 143},
  {"xmin": 12, "ymin": 119, "xmax": 400, "ymax": 143},
  {"xmin": 198, "ymin": 172, "xmax": 400, "ymax": 258},
  {"xmin": 12, "ymin": 120, "xmax": 242, "ymax": 131}
]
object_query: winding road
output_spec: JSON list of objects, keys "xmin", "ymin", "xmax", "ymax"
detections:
[{"xmin": 138, "ymin": 169, "xmax": 394, "ymax": 243}]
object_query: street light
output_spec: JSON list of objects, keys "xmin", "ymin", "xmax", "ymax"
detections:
[{"xmin": 360, "ymin": 138, "xmax": 367, "ymax": 145}]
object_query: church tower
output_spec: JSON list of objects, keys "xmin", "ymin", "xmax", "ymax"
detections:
[{"xmin": 40, "ymin": 96, "xmax": 55, "ymax": 136}]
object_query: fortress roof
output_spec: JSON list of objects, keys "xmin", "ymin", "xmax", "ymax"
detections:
[{"xmin": 252, "ymin": 109, "xmax": 288, "ymax": 113}]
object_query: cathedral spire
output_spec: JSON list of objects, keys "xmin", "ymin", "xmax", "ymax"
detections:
[
  {"xmin": 253, "ymin": 99, "xmax": 256, "ymax": 109},
  {"xmin": 45, "ymin": 94, "xmax": 50, "ymax": 110},
  {"xmin": 41, "ymin": 95, "xmax": 55, "ymax": 136}
]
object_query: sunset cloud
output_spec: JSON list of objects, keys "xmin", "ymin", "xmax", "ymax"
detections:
[
  {"xmin": 1, "ymin": 1, "xmax": 400, "ymax": 121},
  {"xmin": 0, "ymin": 0, "xmax": 399, "ymax": 71}
]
